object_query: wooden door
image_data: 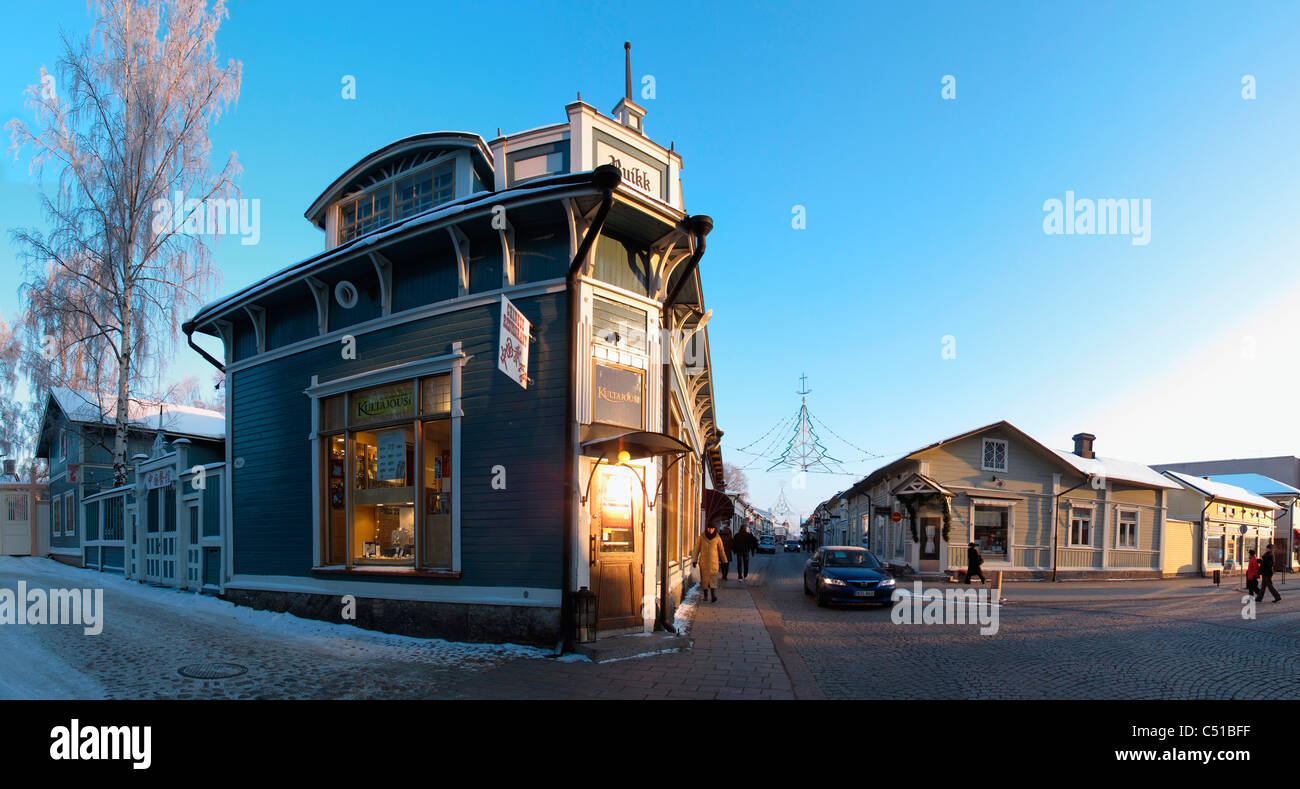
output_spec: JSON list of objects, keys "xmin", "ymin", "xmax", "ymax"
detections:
[
  {"xmin": 590, "ymin": 465, "xmax": 644, "ymax": 631},
  {"xmin": 919, "ymin": 515, "xmax": 941, "ymax": 572}
]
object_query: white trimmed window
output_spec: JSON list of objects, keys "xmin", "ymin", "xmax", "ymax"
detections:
[
  {"xmin": 339, "ymin": 161, "xmax": 455, "ymax": 243},
  {"xmin": 981, "ymin": 438, "xmax": 1008, "ymax": 472},
  {"xmin": 309, "ymin": 351, "xmax": 466, "ymax": 571},
  {"xmin": 1069, "ymin": 506, "xmax": 1093, "ymax": 547},
  {"xmin": 1117, "ymin": 508, "xmax": 1139, "ymax": 548}
]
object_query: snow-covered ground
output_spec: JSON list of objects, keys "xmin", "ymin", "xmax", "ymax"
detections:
[{"xmin": 0, "ymin": 557, "xmax": 555, "ymax": 699}]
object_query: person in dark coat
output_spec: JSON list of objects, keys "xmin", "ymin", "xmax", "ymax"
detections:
[
  {"xmin": 965, "ymin": 541, "xmax": 986, "ymax": 584},
  {"xmin": 718, "ymin": 524, "xmax": 735, "ymax": 580},
  {"xmin": 731, "ymin": 524, "xmax": 758, "ymax": 579},
  {"xmin": 1257, "ymin": 543, "xmax": 1281, "ymax": 603}
]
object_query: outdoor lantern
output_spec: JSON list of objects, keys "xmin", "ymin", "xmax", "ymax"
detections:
[{"xmin": 574, "ymin": 586, "xmax": 598, "ymax": 643}]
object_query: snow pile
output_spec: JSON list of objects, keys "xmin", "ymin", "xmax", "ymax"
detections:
[{"xmin": 673, "ymin": 583, "xmax": 701, "ymax": 639}]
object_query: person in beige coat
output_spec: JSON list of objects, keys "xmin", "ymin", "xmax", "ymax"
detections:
[{"xmin": 693, "ymin": 522, "xmax": 728, "ymax": 602}]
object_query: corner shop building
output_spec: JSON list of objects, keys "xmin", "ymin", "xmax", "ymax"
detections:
[{"xmin": 184, "ymin": 83, "xmax": 725, "ymax": 646}]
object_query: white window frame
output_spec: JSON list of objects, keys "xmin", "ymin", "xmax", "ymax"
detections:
[
  {"xmin": 970, "ymin": 499, "xmax": 1015, "ymax": 562},
  {"xmin": 1069, "ymin": 505, "xmax": 1094, "ymax": 547},
  {"xmin": 1116, "ymin": 507, "xmax": 1139, "ymax": 549},
  {"xmin": 981, "ymin": 438, "xmax": 1008, "ymax": 472}
]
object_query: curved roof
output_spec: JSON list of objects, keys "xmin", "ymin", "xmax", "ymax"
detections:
[{"xmin": 304, "ymin": 132, "xmax": 493, "ymax": 228}]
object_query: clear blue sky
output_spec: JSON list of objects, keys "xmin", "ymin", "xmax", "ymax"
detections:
[{"xmin": 4, "ymin": 1, "xmax": 1300, "ymax": 520}]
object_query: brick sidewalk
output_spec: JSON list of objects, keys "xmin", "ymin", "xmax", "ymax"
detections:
[{"xmin": 438, "ymin": 577, "xmax": 805, "ymax": 700}]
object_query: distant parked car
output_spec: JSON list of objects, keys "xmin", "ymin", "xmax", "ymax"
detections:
[
  {"xmin": 803, "ymin": 546, "xmax": 896, "ymax": 608},
  {"xmin": 784, "ymin": 540, "xmax": 801, "ymax": 552},
  {"xmin": 757, "ymin": 535, "xmax": 777, "ymax": 554}
]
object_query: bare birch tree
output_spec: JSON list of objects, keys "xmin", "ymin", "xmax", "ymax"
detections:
[{"xmin": 7, "ymin": 0, "xmax": 241, "ymax": 484}]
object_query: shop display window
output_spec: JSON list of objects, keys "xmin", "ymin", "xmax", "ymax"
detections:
[{"xmin": 319, "ymin": 373, "xmax": 454, "ymax": 569}]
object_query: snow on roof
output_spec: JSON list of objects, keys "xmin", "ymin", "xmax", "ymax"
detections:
[
  {"xmin": 1203, "ymin": 473, "xmax": 1300, "ymax": 497},
  {"xmin": 50, "ymin": 387, "xmax": 225, "ymax": 440},
  {"xmin": 1163, "ymin": 471, "xmax": 1281, "ymax": 509},
  {"xmin": 1053, "ymin": 451, "xmax": 1180, "ymax": 489}
]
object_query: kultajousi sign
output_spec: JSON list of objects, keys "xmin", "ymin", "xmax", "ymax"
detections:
[
  {"xmin": 593, "ymin": 361, "xmax": 643, "ymax": 429},
  {"xmin": 353, "ymin": 384, "xmax": 415, "ymax": 424},
  {"xmin": 498, "ymin": 295, "xmax": 531, "ymax": 389}
]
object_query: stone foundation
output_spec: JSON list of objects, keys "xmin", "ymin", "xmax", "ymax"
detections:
[{"xmin": 222, "ymin": 588, "xmax": 561, "ymax": 647}]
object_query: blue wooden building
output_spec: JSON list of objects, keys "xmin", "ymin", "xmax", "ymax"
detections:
[
  {"xmin": 183, "ymin": 54, "xmax": 726, "ymax": 647},
  {"xmin": 35, "ymin": 387, "xmax": 225, "ymax": 568}
]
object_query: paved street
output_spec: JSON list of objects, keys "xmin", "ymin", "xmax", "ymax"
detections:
[
  {"xmin": 5, "ymin": 553, "xmax": 1300, "ymax": 699},
  {"xmin": 752, "ymin": 550, "xmax": 1300, "ymax": 700}
]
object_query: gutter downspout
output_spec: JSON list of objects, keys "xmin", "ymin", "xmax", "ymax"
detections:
[
  {"xmin": 182, "ymin": 321, "xmax": 225, "ymax": 374},
  {"xmin": 563, "ymin": 165, "xmax": 620, "ymax": 652},
  {"xmin": 1052, "ymin": 475, "xmax": 1093, "ymax": 582},
  {"xmin": 663, "ymin": 215, "xmax": 714, "ymax": 309},
  {"xmin": 657, "ymin": 214, "xmax": 715, "ymax": 634}
]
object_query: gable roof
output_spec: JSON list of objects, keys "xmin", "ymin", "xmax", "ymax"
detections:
[
  {"xmin": 37, "ymin": 387, "xmax": 225, "ymax": 456},
  {"xmin": 849, "ymin": 420, "xmax": 1176, "ymax": 496},
  {"xmin": 1163, "ymin": 471, "xmax": 1281, "ymax": 510},
  {"xmin": 1053, "ymin": 451, "xmax": 1181, "ymax": 490}
]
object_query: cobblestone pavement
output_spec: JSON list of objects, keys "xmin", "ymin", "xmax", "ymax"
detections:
[
  {"xmin": 9, "ymin": 553, "xmax": 1299, "ymax": 700},
  {"xmin": 757, "ymin": 551, "xmax": 1300, "ymax": 700},
  {"xmin": 435, "ymin": 576, "xmax": 796, "ymax": 699}
]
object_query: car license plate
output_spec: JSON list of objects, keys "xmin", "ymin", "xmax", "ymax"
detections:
[{"xmin": 854, "ymin": 590, "xmax": 870, "ymax": 597}]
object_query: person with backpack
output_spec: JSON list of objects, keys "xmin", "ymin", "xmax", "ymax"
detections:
[{"xmin": 966, "ymin": 541, "xmax": 987, "ymax": 584}]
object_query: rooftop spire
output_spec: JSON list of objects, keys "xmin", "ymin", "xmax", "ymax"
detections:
[
  {"xmin": 612, "ymin": 41, "xmax": 647, "ymax": 135},
  {"xmin": 624, "ymin": 41, "xmax": 632, "ymax": 100}
]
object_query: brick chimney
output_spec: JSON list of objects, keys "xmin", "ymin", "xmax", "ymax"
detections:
[{"xmin": 1072, "ymin": 433, "xmax": 1096, "ymax": 459}]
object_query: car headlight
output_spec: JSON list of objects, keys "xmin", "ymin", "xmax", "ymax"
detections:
[
  {"xmin": 877, "ymin": 576, "xmax": 896, "ymax": 587},
  {"xmin": 821, "ymin": 576, "xmax": 847, "ymax": 587}
]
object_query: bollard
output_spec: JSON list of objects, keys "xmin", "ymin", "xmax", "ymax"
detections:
[
  {"xmin": 997, "ymin": 570, "xmax": 1004, "ymax": 603},
  {"xmin": 1213, "ymin": 569, "xmax": 1220, "ymax": 587}
]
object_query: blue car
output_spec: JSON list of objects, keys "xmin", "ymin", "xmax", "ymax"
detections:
[{"xmin": 803, "ymin": 547, "xmax": 897, "ymax": 607}]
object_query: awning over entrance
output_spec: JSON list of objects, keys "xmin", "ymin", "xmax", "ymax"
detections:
[
  {"xmin": 702, "ymin": 488, "xmax": 734, "ymax": 526},
  {"xmin": 891, "ymin": 472, "xmax": 955, "ymax": 499},
  {"xmin": 579, "ymin": 428, "xmax": 693, "ymax": 461}
]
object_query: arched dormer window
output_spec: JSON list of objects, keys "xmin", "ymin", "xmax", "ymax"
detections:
[
  {"xmin": 304, "ymin": 133, "xmax": 494, "ymax": 249},
  {"xmin": 338, "ymin": 155, "xmax": 455, "ymax": 243}
]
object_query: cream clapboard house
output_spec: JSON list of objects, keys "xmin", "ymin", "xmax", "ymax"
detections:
[
  {"xmin": 1160, "ymin": 471, "xmax": 1279, "ymax": 578},
  {"xmin": 845, "ymin": 421, "xmax": 1181, "ymax": 579}
]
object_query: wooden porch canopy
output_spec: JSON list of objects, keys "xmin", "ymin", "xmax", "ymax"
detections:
[{"xmin": 890, "ymin": 473, "xmax": 954, "ymax": 499}]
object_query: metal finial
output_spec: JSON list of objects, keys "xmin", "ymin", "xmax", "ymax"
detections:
[{"xmin": 624, "ymin": 42, "xmax": 632, "ymax": 100}]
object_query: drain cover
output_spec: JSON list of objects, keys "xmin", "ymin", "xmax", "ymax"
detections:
[{"xmin": 178, "ymin": 662, "xmax": 248, "ymax": 679}]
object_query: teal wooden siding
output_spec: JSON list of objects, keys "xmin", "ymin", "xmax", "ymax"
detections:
[{"xmin": 228, "ymin": 290, "xmax": 568, "ymax": 589}]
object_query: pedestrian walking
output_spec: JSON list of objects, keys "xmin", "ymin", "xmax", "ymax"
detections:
[
  {"xmin": 965, "ymin": 541, "xmax": 987, "ymax": 584},
  {"xmin": 1256, "ymin": 543, "xmax": 1282, "ymax": 603},
  {"xmin": 1246, "ymin": 549, "xmax": 1260, "ymax": 598},
  {"xmin": 718, "ymin": 523, "xmax": 735, "ymax": 580},
  {"xmin": 692, "ymin": 522, "xmax": 728, "ymax": 602},
  {"xmin": 732, "ymin": 524, "xmax": 757, "ymax": 579}
]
